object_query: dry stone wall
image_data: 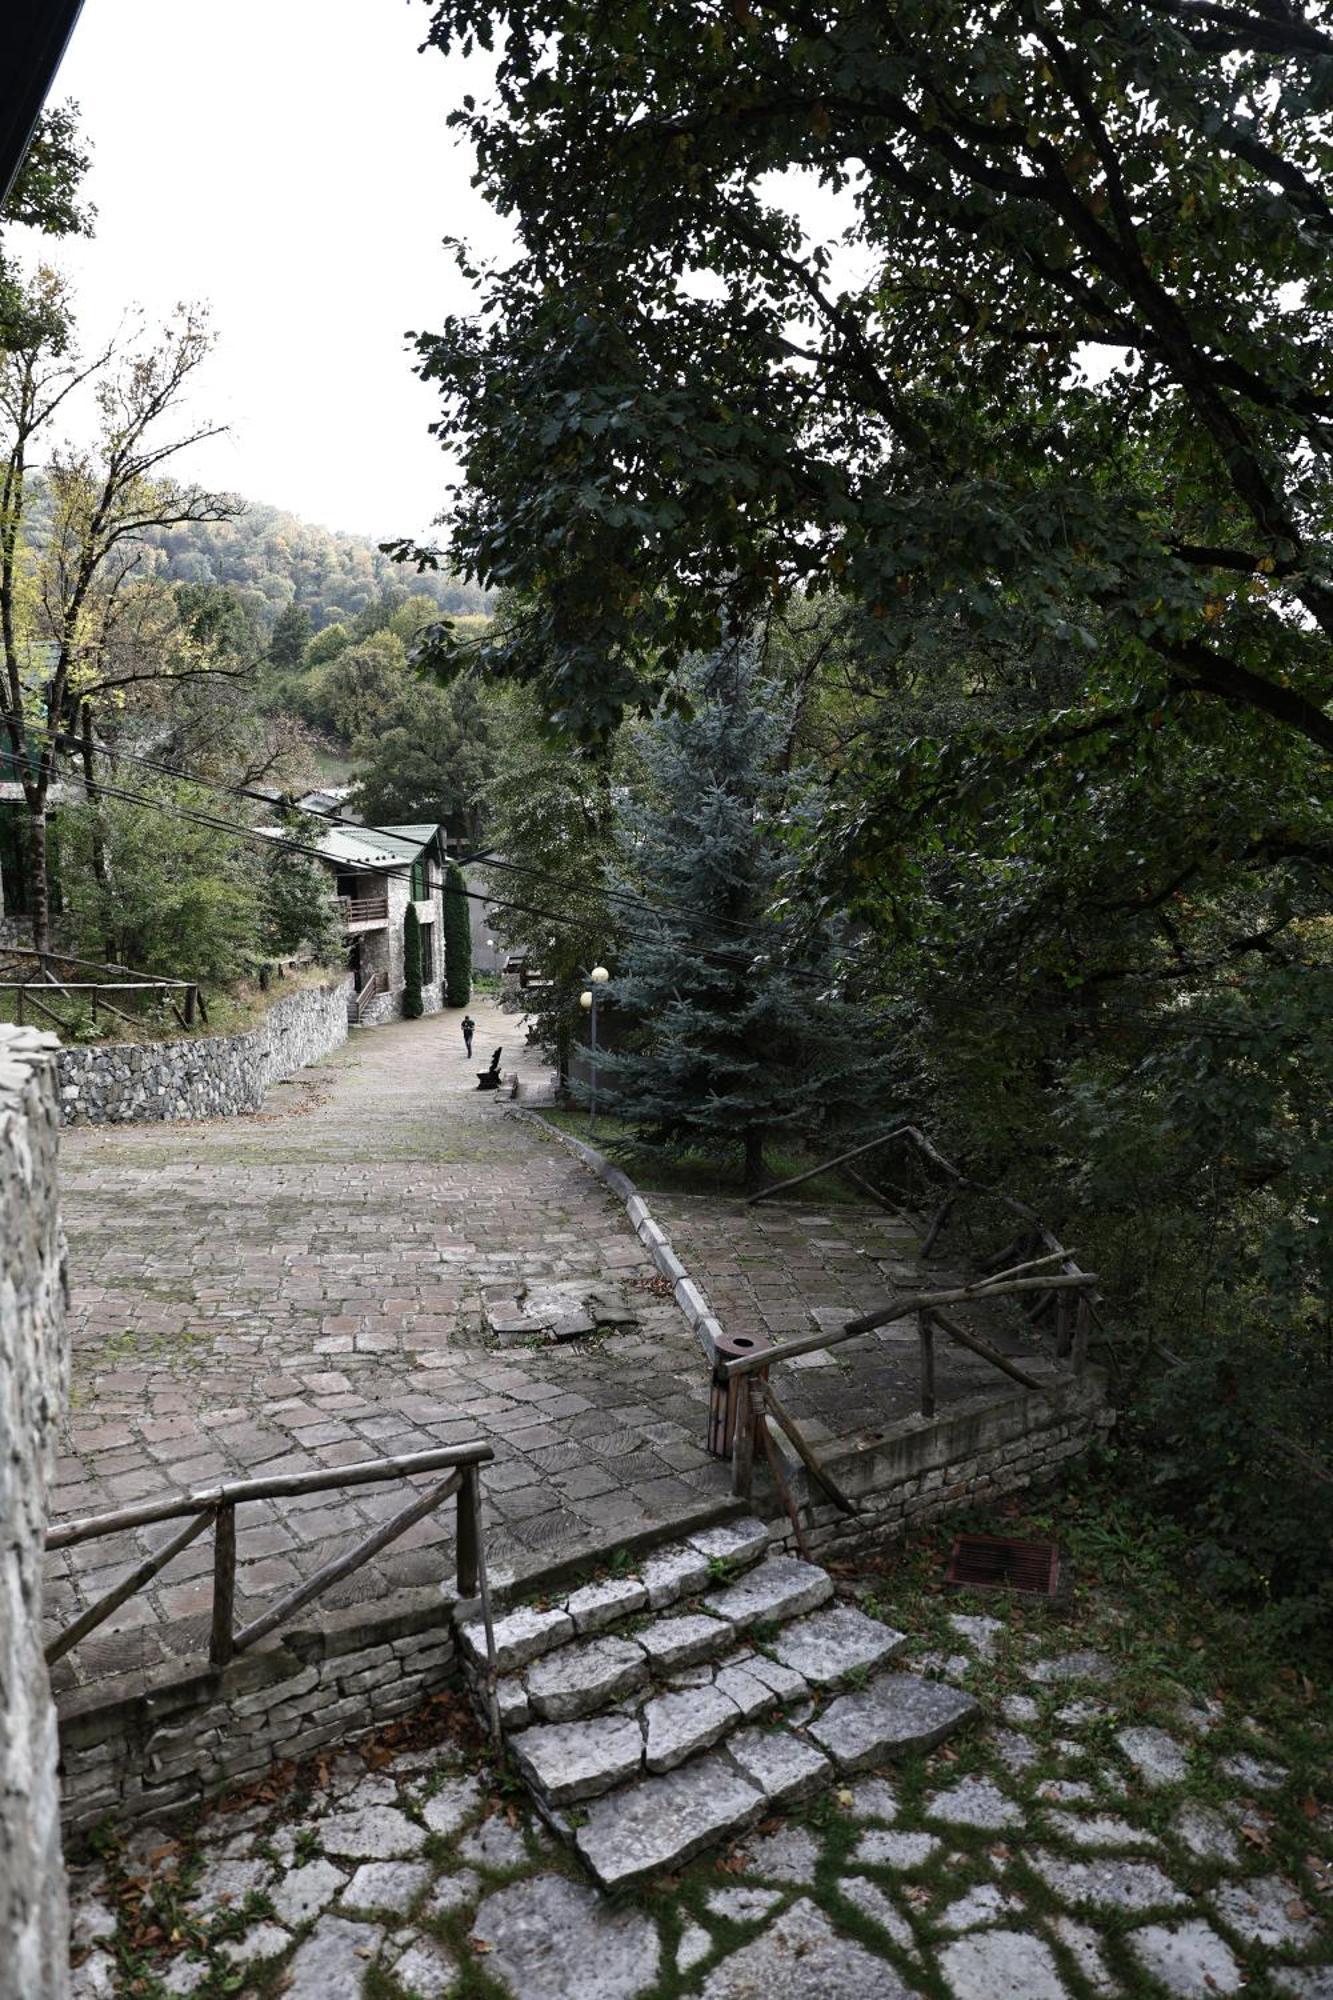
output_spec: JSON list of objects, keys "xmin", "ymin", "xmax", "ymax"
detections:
[
  {"xmin": 56, "ymin": 972, "xmax": 352, "ymax": 1124},
  {"xmin": 58, "ymin": 1594, "xmax": 457, "ymax": 1838},
  {"xmin": 0, "ymin": 1025, "xmax": 70, "ymax": 2000},
  {"xmin": 767, "ymin": 1371, "xmax": 1114, "ymax": 1560}
]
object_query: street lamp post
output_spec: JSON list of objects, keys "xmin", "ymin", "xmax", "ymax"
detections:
[{"xmin": 579, "ymin": 965, "xmax": 611, "ymax": 1134}]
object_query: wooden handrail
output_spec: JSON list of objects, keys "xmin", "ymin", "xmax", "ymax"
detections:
[
  {"xmin": 46, "ymin": 1442, "xmax": 494, "ymax": 1549},
  {"xmin": 724, "ymin": 1270, "xmax": 1098, "ymax": 1378},
  {"xmin": 0, "ymin": 945, "xmax": 197, "ymax": 990},
  {"xmin": 45, "ymin": 1443, "xmax": 497, "ymax": 1685},
  {"xmin": 729, "ymin": 1120, "xmax": 1102, "ymax": 1506}
]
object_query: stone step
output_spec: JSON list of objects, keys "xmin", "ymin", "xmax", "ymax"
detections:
[
  {"xmin": 475, "ymin": 1559, "xmax": 859, "ymax": 1731},
  {"xmin": 458, "ymin": 1537, "xmax": 979, "ymax": 1890},
  {"xmin": 807, "ymin": 1671, "xmax": 980, "ymax": 1771},
  {"xmin": 508, "ymin": 1605, "xmax": 906, "ymax": 1810},
  {"xmin": 456, "ymin": 1515, "xmax": 773, "ymax": 1673},
  {"xmin": 568, "ymin": 1667, "xmax": 981, "ymax": 1889}
]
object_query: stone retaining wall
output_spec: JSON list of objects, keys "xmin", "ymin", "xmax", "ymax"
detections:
[
  {"xmin": 58, "ymin": 1593, "xmax": 457, "ymax": 1840},
  {"xmin": 56, "ymin": 973, "xmax": 352, "ymax": 1124},
  {"xmin": 0, "ymin": 1026, "xmax": 71, "ymax": 2000},
  {"xmin": 766, "ymin": 1369, "xmax": 1114, "ymax": 1558}
]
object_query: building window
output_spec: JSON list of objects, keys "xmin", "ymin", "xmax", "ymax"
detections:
[
  {"xmin": 420, "ymin": 924, "xmax": 435, "ymax": 982},
  {"xmin": 410, "ymin": 857, "xmax": 428, "ymax": 901}
]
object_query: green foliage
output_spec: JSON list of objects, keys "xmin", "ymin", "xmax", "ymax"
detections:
[
  {"xmin": 602, "ymin": 648, "xmax": 882, "ymax": 1192},
  {"xmin": 292, "ymin": 633, "xmax": 406, "ymax": 742},
  {"xmin": 443, "ymin": 861, "xmax": 472, "ymax": 1006},
  {"xmin": 138, "ymin": 498, "xmax": 489, "ymax": 638},
  {"xmin": 403, "ymin": 902, "xmax": 424, "ymax": 1018},
  {"xmin": 413, "ymin": 0, "xmax": 1333, "ymax": 758},
  {"xmin": 267, "ymin": 600, "xmax": 311, "ymax": 670},
  {"xmin": 477, "ymin": 685, "xmax": 626, "ymax": 1076},
  {"xmin": 62, "ymin": 781, "xmax": 259, "ymax": 982},
  {"xmin": 0, "ymin": 103, "xmax": 92, "ymax": 346},
  {"xmin": 259, "ymin": 825, "xmax": 344, "ymax": 963},
  {"xmin": 1130, "ymin": 1340, "xmax": 1333, "ymax": 1638},
  {"xmin": 303, "ymin": 620, "xmax": 353, "ymax": 669},
  {"xmin": 351, "ymin": 673, "xmax": 496, "ymax": 833}
]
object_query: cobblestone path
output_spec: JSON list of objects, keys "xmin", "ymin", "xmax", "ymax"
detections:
[
  {"xmin": 68, "ymin": 1557, "xmax": 1332, "ymax": 1999},
  {"xmin": 46, "ymin": 1001, "xmax": 727, "ymax": 1695}
]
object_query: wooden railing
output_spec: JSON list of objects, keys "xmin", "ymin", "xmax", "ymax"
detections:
[
  {"xmin": 352, "ymin": 967, "xmax": 387, "ymax": 1021},
  {"xmin": 44, "ymin": 1444, "xmax": 500, "ymax": 1735},
  {"xmin": 339, "ymin": 894, "xmax": 390, "ymax": 927},
  {"xmin": 0, "ymin": 946, "xmax": 205, "ymax": 1032},
  {"xmin": 726, "ymin": 1123, "xmax": 1100, "ymax": 1529}
]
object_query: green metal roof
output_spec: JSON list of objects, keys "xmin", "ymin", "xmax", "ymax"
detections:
[{"xmin": 258, "ymin": 822, "xmax": 443, "ymax": 871}]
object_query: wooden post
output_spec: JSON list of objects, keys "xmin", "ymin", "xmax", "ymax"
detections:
[
  {"xmin": 15, "ymin": 985, "xmax": 22, "ymax": 1026},
  {"xmin": 731, "ymin": 1378, "xmax": 757, "ymax": 1499},
  {"xmin": 210, "ymin": 1502, "xmax": 236, "ymax": 1667},
  {"xmin": 457, "ymin": 1463, "xmax": 480, "ymax": 1598},
  {"xmin": 1054, "ymin": 1291, "xmax": 1072, "ymax": 1358},
  {"xmin": 1072, "ymin": 1292, "xmax": 1090, "ymax": 1375},
  {"xmin": 918, "ymin": 1310, "xmax": 936, "ymax": 1418},
  {"xmin": 184, "ymin": 984, "xmax": 196, "ymax": 1026}
]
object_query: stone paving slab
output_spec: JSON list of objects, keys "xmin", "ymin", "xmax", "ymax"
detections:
[
  {"xmin": 44, "ymin": 1002, "xmax": 732, "ymax": 1693},
  {"xmin": 66, "ymin": 1584, "xmax": 1333, "ymax": 2000}
]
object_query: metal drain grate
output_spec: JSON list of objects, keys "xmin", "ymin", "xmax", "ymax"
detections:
[{"xmin": 945, "ymin": 1532, "xmax": 1063, "ymax": 1599}]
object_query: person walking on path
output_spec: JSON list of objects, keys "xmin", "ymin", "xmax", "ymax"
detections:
[{"xmin": 461, "ymin": 1013, "xmax": 476, "ymax": 1058}]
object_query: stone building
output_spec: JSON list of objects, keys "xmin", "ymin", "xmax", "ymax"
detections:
[{"xmin": 262, "ymin": 821, "xmax": 449, "ymax": 1025}]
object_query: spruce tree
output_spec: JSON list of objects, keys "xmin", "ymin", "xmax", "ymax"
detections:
[
  {"xmin": 403, "ymin": 903, "xmax": 424, "ymax": 1018},
  {"xmin": 602, "ymin": 648, "xmax": 872, "ymax": 1193},
  {"xmin": 443, "ymin": 862, "xmax": 472, "ymax": 1005},
  {"xmin": 268, "ymin": 602, "xmax": 312, "ymax": 670}
]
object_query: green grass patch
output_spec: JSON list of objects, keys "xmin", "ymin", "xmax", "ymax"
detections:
[{"xmin": 535, "ymin": 1110, "xmax": 864, "ymax": 1204}]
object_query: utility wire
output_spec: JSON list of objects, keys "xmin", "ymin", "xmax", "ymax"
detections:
[
  {"xmin": 41, "ymin": 760, "xmax": 869, "ymax": 1001},
  {"xmin": 49, "ymin": 727, "xmax": 825, "ymax": 961}
]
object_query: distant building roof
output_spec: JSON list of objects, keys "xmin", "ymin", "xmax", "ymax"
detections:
[
  {"xmin": 258, "ymin": 821, "xmax": 444, "ymax": 871},
  {"xmin": 296, "ymin": 785, "xmax": 356, "ymax": 818}
]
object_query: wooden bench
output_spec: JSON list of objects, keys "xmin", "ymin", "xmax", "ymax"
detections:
[{"xmin": 476, "ymin": 1047, "xmax": 503, "ymax": 1091}]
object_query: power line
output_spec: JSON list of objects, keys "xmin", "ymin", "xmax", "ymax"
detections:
[
  {"xmin": 38, "ymin": 756, "xmax": 870, "ymax": 1002},
  {"xmin": 49, "ymin": 728, "xmax": 822, "ymax": 962}
]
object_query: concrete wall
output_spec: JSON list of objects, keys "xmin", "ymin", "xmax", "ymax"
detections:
[
  {"xmin": 0, "ymin": 1025, "xmax": 71, "ymax": 2000},
  {"xmin": 56, "ymin": 972, "xmax": 352, "ymax": 1124},
  {"xmin": 58, "ymin": 1592, "xmax": 456, "ymax": 1839}
]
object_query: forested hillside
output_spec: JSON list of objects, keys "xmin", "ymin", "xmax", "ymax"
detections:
[
  {"xmin": 140, "ymin": 501, "xmax": 490, "ymax": 634},
  {"xmin": 20, "ymin": 479, "xmax": 489, "ymax": 637}
]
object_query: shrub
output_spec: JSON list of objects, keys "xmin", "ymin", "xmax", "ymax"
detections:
[
  {"xmin": 403, "ymin": 903, "xmax": 424, "ymax": 1019},
  {"xmin": 443, "ymin": 862, "xmax": 471, "ymax": 1006}
]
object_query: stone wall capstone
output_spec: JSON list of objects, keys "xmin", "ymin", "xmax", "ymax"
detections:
[
  {"xmin": 0, "ymin": 1025, "xmax": 71, "ymax": 2000},
  {"xmin": 55, "ymin": 973, "xmax": 352, "ymax": 1125}
]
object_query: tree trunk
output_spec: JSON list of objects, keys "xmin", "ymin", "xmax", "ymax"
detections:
[
  {"xmin": 79, "ymin": 702, "xmax": 110, "ymax": 889},
  {"xmin": 744, "ymin": 1126, "xmax": 768, "ymax": 1197},
  {"xmin": 27, "ymin": 807, "xmax": 49, "ymax": 953}
]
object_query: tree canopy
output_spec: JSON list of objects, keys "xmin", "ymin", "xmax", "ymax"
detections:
[{"xmin": 415, "ymin": 0, "xmax": 1333, "ymax": 752}]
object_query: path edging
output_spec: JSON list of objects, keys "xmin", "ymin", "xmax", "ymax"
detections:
[{"xmin": 510, "ymin": 1109, "xmax": 726, "ymax": 1368}]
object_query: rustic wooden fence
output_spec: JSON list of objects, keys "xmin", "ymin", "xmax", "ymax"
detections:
[
  {"xmin": 0, "ymin": 946, "xmax": 206, "ymax": 1033},
  {"xmin": 725, "ymin": 1123, "xmax": 1101, "ymax": 1544},
  {"xmin": 45, "ymin": 1443, "xmax": 500, "ymax": 1736}
]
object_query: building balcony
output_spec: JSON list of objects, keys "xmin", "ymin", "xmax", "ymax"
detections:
[{"xmin": 339, "ymin": 893, "xmax": 389, "ymax": 930}]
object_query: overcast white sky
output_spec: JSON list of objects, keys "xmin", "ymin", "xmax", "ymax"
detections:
[{"xmin": 14, "ymin": 0, "xmax": 503, "ymax": 544}]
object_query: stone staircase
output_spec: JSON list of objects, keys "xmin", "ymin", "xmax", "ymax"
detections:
[{"xmin": 456, "ymin": 1517, "xmax": 979, "ymax": 1889}]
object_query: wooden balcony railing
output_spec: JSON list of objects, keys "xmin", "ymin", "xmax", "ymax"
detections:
[{"xmin": 339, "ymin": 893, "xmax": 390, "ymax": 927}]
